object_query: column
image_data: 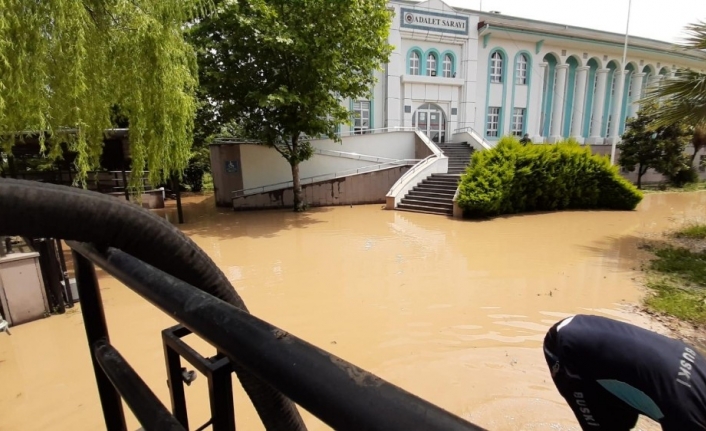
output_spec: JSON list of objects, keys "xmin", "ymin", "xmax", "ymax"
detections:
[
  {"xmin": 607, "ymin": 70, "xmax": 627, "ymax": 144},
  {"xmin": 587, "ymin": 68, "xmax": 610, "ymax": 144},
  {"xmin": 386, "ymin": 8, "xmax": 402, "ymax": 129},
  {"xmin": 570, "ymin": 66, "xmax": 590, "ymax": 142},
  {"xmin": 628, "ymin": 72, "xmax": 645, "ymax": 118},
  {"xmin": 532, "ymin": 62, "xmax": 548, "ymax": 142},
  {"xmin": 549, "ymin": 64, "xmax": 569, "ymax": 143}
]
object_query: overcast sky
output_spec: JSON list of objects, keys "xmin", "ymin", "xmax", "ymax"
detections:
[{"xmin": 444, "ymin": 0, "xmax": 706, "ymax": 43}]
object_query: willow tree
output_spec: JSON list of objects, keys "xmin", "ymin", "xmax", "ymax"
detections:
[
  {"xmin": 0, "ymin": 1, "xmax": 204, "ymax": 187},
  {"xmin": 191, "ymin": 0, "xmax": 393, "ymax": 211}
]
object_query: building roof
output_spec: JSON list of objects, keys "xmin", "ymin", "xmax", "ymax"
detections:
[{"xmin": 393, "ymin": 0, "xmax": 706, "ymax": 62}]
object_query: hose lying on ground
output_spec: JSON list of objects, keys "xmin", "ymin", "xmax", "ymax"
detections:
[{"xmin": 0, "ymin": 178, "xmax": 306, "ymax": 431}]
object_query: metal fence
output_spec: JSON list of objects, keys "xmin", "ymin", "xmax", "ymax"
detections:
[{"xmin": 68, "ymin": 241, "xmax": 487, "ymax": 431}]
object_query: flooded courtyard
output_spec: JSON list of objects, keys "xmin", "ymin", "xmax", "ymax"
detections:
[{"xmin": 2, "ymin": 191, "xmax": 706, "ymax": 431}]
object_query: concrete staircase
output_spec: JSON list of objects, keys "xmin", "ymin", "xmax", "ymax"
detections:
[
  {"xmin": 396, "ymin": 142, "xmax": 474, "ymax": 215},
  {"xmin": 438, "ymin": 141, "xmax": 474, "ymax": 174}
]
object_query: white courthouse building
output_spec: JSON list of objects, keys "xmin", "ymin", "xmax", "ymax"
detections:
[
  {"xmin": 344, "ymin": 0, "xmax": 706, "ymax": 146},
  {"xmin": 211, "ymin": 0, "xmax": 706, "ymax": 211}
]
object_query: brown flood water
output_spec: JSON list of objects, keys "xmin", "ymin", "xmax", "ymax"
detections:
[{"xmin": 2, "ymin": 191, "xmax": 706, "ymax": 431}]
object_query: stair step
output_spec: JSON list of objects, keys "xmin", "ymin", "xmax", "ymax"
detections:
[
  {"xmin": 400, "ymin": 198, "xmax": 453, "ymax": 209},
  {"xmin": 405, "ymin": 193, "xmax": 453, "ymax": 203},
  {"xmin": 431, "ymin": 173, "xmax": 461, "ymax": 178},
  {"xmin": 423, "ymin": 178, "xmax": 459, "ymax": 184},
  {"xmin": 416, "ymin": 183, "xmax": 457, "ymax": 190},
  {"xmin": 413, "ymin": 188, "xmax": 456, "ymax": 195},
  {"xmin": 396, "ymin": 204, "xmax": 452, "ymax": 215}
]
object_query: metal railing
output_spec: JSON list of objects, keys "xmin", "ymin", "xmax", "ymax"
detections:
[
  {"xmin": 232, "ymin": 159, "xmax": 419, "ymax": 199},
  {"xmin": 68, "ymin": 241, "xmax": 487, "ymax": 431},
  {"xmin": 311, "ymin": 147, "xmax": 399, "ymax": 164},
  {"xmin": 214, "ymin": 127, "xmax": 419, "ymax": 146},
  {"xmin": 452, "ymin": 127, "xmax": 493, "ymax": 150}
]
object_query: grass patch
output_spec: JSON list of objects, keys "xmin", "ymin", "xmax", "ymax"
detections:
[
  {"xmin": 674, "ymin": 223, "xmax": 706, "ymax": 240},
  {"xmin": 642, "ymin": 181, "xmax": 706, "ymax": 194},
  {"xmin": 644, "ymin": 246, "xmax": 706, "ymax": 324}
]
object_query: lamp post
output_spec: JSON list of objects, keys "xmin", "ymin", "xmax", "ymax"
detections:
[{"xmin": 611, "ymin": 0, "xmax": 633, "ymax": 165}]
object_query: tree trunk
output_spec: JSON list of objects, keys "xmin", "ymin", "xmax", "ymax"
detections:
[
  {"xmin": 291, "ymin": 162, "xmax": 305, "ymax": 212},
  {"xmin": 637, "ymin": 164, "xmax": 645, "ymax": 189}
]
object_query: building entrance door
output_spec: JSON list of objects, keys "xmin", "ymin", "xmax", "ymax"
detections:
[{"xmin": 413, "ymin": 103, "xmax": 447, "ymax": 143}]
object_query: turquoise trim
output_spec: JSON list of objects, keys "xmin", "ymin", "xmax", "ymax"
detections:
[
  {"xmin": 484, "ymin": 48, "xmax": 509, "ymax": 139},
  {"xmin": 597, "ymin": 380, "xmax": 664, "ymax": 421},
  {"xmin": 424, "ymin": 48, "xmax": 442, "ymax": 76},
  {"xmin": 535, "ymin": 40, "xmax": 544, "ymax": 55},
  {"xmin": 563, "ymin": 58, "xmax": 579, "ymax": 137},
  {"xmin": 485, "ymin": 24, "xmax": 704, "ymax": 62},
  {"xmin": 370, "ymin": 91, "xmax": 375, "ymax": 130},
  {"xmin": 483, "ymin": 34, "xmax": 491, "ymax": 48},
  {"xmin": 542, "ymin": 55, "xmax": 558, "ymax": 137},
  {"xmin": 619, "ymin": 68, "xmax": 634, "ymax": 135},
  {"xmin": 406, "ymin": 46, "xmax": 423, "ymax": 75},
  {"xmin": 601, "ymin": 62, "xmax": 618, "ymax": 137},
  {"xmin": 582, "ymin": 59, "xmax": 599, "ymax": 137},
  {"xmin": 440, "ymin": 50, "xmax": 457, "ymax": 77},
  {"xmin": 510, "ymin": 51, "xmax": 533, "ymax": 136}
]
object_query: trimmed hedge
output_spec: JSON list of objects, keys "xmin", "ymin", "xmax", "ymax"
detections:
[{"xmin": 456, "ymin": 137, "xmax": 643, "ymax": 217}]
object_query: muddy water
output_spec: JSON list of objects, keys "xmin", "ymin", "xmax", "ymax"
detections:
[{"xmin": 2, "ymin": 191, "xmax": 706, "ymax": 431}]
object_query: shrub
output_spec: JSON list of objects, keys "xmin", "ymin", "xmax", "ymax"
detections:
[
  {"xmin": 456, "ymin": 137, "xmax": 643, "ymax": 217},
  {"xmin": 668, "ymin": 165, "xmax": 699, "ymax": 187}
]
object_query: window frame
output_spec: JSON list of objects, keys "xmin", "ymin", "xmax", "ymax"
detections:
[
  {"xmin": 353, "ymin": 100, "xmax": 371, "ymax": 135},
  {"xmin": 426, "ymin": 53, "xmax": 438, "ymax": 77},
  {"xmin": 515, "ymin": 54, "xmax": 528, "ymax": 85},
  {"xmin": 409, "ymin": 51, "xmax": 421, "ymax": 76},
  {"xmin": 490, "ymin": 51, "xmax": 503, "ymax": 84},
  {"xmin": 486, "ymin": 107, "xmax": 501, "ymax": 137},
  {"xmin": 442, "ymin": 54, "xmax": 453, "ymax": 78},
  {"xmin": 511, "ymin": 108, "xmax": 525, "ymax": 136}
]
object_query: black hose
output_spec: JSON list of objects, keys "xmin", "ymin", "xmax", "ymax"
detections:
[{"xmin": 0, "ymin": 178, "xmax": 306, "ymax": 431}]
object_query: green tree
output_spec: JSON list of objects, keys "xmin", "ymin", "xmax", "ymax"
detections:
[
  {"xmin": 619, "ymin": 103, "xmax": 690, "ymax": 188},
  {"xmin": 191, "ymin": 0, "xmax": 393, "ymax": 211},
  {"xmin": 0, "ymin": 1, "xmax": 205, "ymax": 188},
  {"xmin": 643, "ymin": 21, "xmax": 706, "ymax": 127}
]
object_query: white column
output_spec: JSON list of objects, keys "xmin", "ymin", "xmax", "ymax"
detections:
[
  {"xmin": 607, "ymin": 70, "xmax": 627, "ymax": 144},
  {"xmin": 532, "ymin": 62, "xmax": 548, "ymax": 142},
  {"xmin": 587, "ymin": 68, "xmax": 610, "ymax": 144},
  {"xmin": 549, "ymin": 64, "xmax": 569, "ymax": 143},
  {"xmin": 570, "ymin": 66, "xmax": 590, "ymax": 143},
  {"xmin": 386, "ymin": 9, "xmax": 402, "ymax": 128},
  {"xmin": 628, "ymin": 72, "xmax": 645, "ymax": 118}
]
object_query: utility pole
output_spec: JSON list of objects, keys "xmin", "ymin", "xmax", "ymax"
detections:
[{"xmin": 611, "ymin": 0, "xmax": 633, "ymax": 165}]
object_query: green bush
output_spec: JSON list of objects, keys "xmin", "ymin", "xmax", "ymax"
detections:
[
  {"xmin": 668, "ymin": 165, "xmax": 699, "ymax": 187},
  {"xmin": 456, "ymin": 137, "xmax": 643, "ymax": 217}
]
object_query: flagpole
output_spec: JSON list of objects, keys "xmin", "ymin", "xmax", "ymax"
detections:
[{"xmin": 611, "ymin": 0, "xmax": 632, "ymax": 164}]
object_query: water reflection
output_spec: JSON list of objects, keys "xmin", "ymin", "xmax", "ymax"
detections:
[{"xmin": 3, "ymin": 192, "xmax": 704, "ymax": 430}]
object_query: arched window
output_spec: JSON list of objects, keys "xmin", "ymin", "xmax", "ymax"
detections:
[
  {"xmin": 426, "ymin": 53, "xmax": 437, "ymax": 76},
  {"xmin": 490, "ymin": 51, "xmax": 503, "ymax": 83},
  {"xmin": 442, "ymin": 54, "xmax": 453, "ymax": 78},
  {"xmin": 515, "ymin": 54, "xmax": 528, "ymax": 85},
  {"xmin": 409, "ymin": 51, "xmax": 421, "ymax": 75}
]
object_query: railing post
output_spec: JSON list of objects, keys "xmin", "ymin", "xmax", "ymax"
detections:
[{"xmin": 72, "ymin": 250, "xmax": 127, "ymax": 431}]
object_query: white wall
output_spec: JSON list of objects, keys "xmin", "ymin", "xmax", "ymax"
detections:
[
  {"xmin": 476, "ymin": 34, "xmax": 700, "ymax": 143},
  {"xmin": 240, "ymin": 132, "xmax": 417, "ymax": 190},
  {"xmin": 311, "ymin": 131, "xmax": 416, "ymax": 159}
]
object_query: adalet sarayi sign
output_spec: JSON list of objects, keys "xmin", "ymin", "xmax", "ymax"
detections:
[{"xmin": 400, "ymin": 8, "xmax": 469, "ymax": 36}]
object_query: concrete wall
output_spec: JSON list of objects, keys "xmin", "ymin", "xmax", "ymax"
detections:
[
  {"xmin": 210, "ymin": 144, "xmax": 244, "ymax": 206},
  {"xmin": 233, "ymin": 166, "xmax": 410, "ymax": 210},
  {"xmin": 210, "ymin": 132, "xmax": 418, "ymax": 206},
  {"xmin": 588, "ymin": 144, "xmax": 706, "ymax": 184}
]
